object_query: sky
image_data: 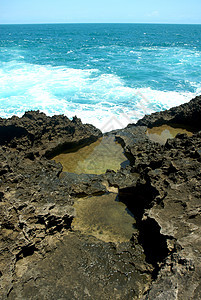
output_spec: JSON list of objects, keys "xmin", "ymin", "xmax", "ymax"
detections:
[{"xmin": 0, "ymin": 0, "xmax": 201, "ymax": 24}]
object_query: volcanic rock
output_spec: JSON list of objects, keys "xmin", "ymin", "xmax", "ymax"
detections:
[{"xmin": 0, "ymin": 96, "xmax": 201, "ymax": 299}]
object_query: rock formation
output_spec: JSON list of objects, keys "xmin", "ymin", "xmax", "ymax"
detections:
[
  {"xmin": 136, "ymin": 95, "xmax": 201, "ymax": 129},
  {"xmin": 0, "ymin": 96, "xmax": 201, "ymax": 299}
]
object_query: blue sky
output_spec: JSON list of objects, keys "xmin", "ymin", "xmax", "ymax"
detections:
[{"xmin": 0, "ymin": 0, "xmax": 201, "ymax": 24}]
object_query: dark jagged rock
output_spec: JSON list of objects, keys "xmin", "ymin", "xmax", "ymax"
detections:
[
  {"xmin": 136, "ymin": 95, "xmax": 201, "ymax": 129},
  {"xmin": 0, "ymin": 110, "xmax": 102, "ymax": 157},
  {"xmin": 60, "ymin": 172, "xmax": 107, "ymax": 196},
  {"xmin": 0, "ymin": 147, "xmax": 152, "ymax": 298},
  {"xmin": 1, "ymin": 97, "xmax": 201, "ymax": 299},
  {"xmin": 115, "ymin": 128, "xmax": 201, "ymax": 299},
  {"xmin": 0, "ymin": 111, "xmax": 153, "ymax": 299}
]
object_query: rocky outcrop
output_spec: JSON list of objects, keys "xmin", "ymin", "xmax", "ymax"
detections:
[
  {"xmin": 1, "ymin": 96, "xmax": 201, "ymax": 299},
  {"xmin": 0, "ymin": 148, "xmax": 75, "ymax": 297},
  {"xmin": 0, "ymin": 148, "xmax": 152, "ymax": 299},
  {"xmin": 111, "ymin": 96, "xmax": 201, "ymax": 299},
  {"xmin": 0, "ymin": 111, "xmax": 102, "ymax": 157},
  {"xmin": 0, "ymin": 111, "xmax": 153, "ymax": 299},
  {"xmin": 117, "ymin": 130, "xmax": 201, "ymax": 299},
  {"xmin": 136, "ymin": 95, "xmax": 201, "ymax": 130}
]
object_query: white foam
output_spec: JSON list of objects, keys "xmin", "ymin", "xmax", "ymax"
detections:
[{"xmin": 0, "ymin": 61, "xmax": 200, "ymax": 132}]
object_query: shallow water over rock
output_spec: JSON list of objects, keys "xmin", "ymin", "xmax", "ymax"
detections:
[
  {"xmin": 146, "ymin": 125, "xmax": 193, "ymax": 144},
  {"xmin": 72, "ymin": 193, "xmax": 136, "ymax": 243},
  {"xmin": 52, "ymin": 136, "xmax": 129, "ymax": 175}
]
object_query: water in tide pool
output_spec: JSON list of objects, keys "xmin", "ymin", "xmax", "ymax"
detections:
[{"xmin": 0, "ymin": 24, "xmax": 201, "ymax": 131}]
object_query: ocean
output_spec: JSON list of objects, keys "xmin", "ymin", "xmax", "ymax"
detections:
[{"xmin": 0, "ymin": 23, "xmax": 201, "ymax": 131}]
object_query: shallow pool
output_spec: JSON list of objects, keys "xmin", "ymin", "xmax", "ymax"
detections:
[{"xmin": 52, "ymin": 136, "xmax": 129, "ymax": 174}]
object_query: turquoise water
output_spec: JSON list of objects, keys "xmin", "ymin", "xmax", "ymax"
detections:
[{"xmin": 0, "ymin": 24, "xmax": 201, "ymax": 131}]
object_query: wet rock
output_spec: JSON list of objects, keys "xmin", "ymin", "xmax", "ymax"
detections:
[{"xmin": 136, "ymin": 95, "xmax": 201, "ymax": 130}]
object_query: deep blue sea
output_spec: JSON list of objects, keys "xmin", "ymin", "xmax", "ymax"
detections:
[{"xmin": 0, "ymin": 24, "xmax": 201, "ymax": 131}]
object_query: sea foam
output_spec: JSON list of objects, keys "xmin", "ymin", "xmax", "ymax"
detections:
[
  {"xmin": 1, "ymin": 23, "xmax": 201, "ymax": 131},
  {"xmin": 0, "ymin": 60, "xmax": 199, "ymax": 131}
]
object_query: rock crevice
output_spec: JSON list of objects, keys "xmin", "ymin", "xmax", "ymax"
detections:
[{"xmin": 0, "ymin": 96, "xmax": 201, "ymax": 299}]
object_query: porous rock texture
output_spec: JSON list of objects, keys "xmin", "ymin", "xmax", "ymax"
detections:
[
  {"xmin": 113, "ymin": 95, "xmax": 201, "ymax": 299},
  {"xmin": 117, "ymin": 130, "xmax": 201, "ymax": 299},
  {"xmin": 0, "ymin": 111, "xmax": 152, "ymax": 299},
  {"xmin": 0, "ymin": 96, "xmax": 201, "ymax": 299}
]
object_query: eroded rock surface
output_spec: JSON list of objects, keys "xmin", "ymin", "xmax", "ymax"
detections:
[
  {"xmin": 1, "ymin": 97, "xmax": 201, "ymax": 299},
  {"xmin": 117, "ymin": 131, "xmax": 201, "ymax": 299},
  {"xmin": 111, "ymin": 95, "xmax": 201, "ymax": 299},
  {"xmin": 0, "ymin": 111, "xmax": 152, "ymax": 299}
]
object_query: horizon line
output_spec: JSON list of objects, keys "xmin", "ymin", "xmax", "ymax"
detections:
[{"xmin": 1, "ymin": 22, "xmax": 201, "ymax": 26}]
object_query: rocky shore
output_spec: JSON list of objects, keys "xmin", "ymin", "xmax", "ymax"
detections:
[{"xmin": 0, "ymin": 96, "xmax": 201, "ymax": 299}]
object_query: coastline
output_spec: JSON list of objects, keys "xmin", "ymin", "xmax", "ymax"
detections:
[
  {"xmin": 0, "ymin": 96, "xmax": 201, "ymax": 299},
  {"xmin": 1, "ymin": 23, "xmax": 201, "ymax": 131}
]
